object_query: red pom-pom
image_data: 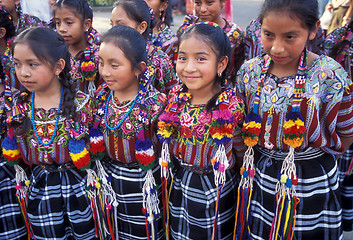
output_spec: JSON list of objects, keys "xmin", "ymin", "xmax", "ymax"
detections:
[
  {"xmin": 136, "ymin": 152, "xmax": 155, "ymax": 166},
  {"xmin": 73, "ymin": 153, "xmax": 91, "ymax": 169}
]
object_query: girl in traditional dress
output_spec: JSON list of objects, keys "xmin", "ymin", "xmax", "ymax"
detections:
[
  {"xmin": 2, "ymin": 27, "xmax": 95, "ymax": 239},
  {"xmin": 53, "ymin": 0, "xmax": 101, "ymax": 97},
  {"xmin": 157, "ymin": 22, "xmax": 245, "ymax": 239},
  {"xmin": 145, "ymin": 0, "xmax": 178, "ymax": 63},
  {"xmin": 91, "ymin": 25, "xmax": 166, "ymax": 240},
  {"xmin": 235, "ymin": 0, "xmax": 353, "ymax": 239},
  {"xmin": 111, "ymin": 0, "xmax": 179, "ymax": 94}
]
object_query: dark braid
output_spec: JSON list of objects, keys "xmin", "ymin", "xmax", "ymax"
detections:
[
  {"xmin": 0, "ymin": 61, "xmax": 5, "ymax": 82},
  {"xmin": 12, "ymin": 27, "xmax": 77, "ymax": 134}
]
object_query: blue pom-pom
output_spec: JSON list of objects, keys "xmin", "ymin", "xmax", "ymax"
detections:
[
  {"xmin": 285, "ymin": 111, "xmax": 303, "ymax": 121},
  {"xmin": 244, "ymin": 111, "xmax": 261, "ymax": 124},
  {"xmin": 214, "ymin": 161, "xmax": 220, "ymax": 170},
  {"xmin": 243, "ymin": 170, "xmax": 249, "ymax": 178},
  {"xmin": 1, "ymin": 136, "xmax": 18, "ymax": 151},
  {"xmin": 89, "ymin": 127, "xmax": 103, "ymax": 138},
  {"xmin": 136, "ymin": 139, "xmax": 153, "ymax": 151},
  {"xmin": 286, "ymin": 179, "xmax": 293, "ymax": 188},
  {"xmin": 150, "ymin": 187, "xmax": 156, "ymax": 194},
  {"xmin": 68, "ymin": 138, "xmax": 85, "ymax": 154}
]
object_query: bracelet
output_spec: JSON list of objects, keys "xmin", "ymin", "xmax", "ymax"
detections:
[{"xmin": 343, "ymin": 16, "xmax": 352, "ymax": 21}]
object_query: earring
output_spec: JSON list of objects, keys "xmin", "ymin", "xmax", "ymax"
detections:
[{"xmin": 218, "ymin": 72, "xmax": 222, "ymax": 77}]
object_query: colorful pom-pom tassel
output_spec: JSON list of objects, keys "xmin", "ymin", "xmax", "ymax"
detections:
[
  {"xmin": 69, "ymin": 138, "xmax": 91, "ymax": 170},
  {"xmin": 89, "ymin": 127, "xmax": 105, "ymax": 161},
  {"xmin": 1, "ymin": 136, "xmax": 21, "ymax": 165}
]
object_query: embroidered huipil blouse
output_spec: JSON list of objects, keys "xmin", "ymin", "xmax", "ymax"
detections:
[
  {"xmin": 324, "ymin": 25, "xmax": 353, "ymax": 78},
  {"xmin": 169, "ymin": 87, "xmax": 245, "ymax": 168},
  {"xmin": 150, "ymin": 25, "xmax": 178, "ymax": 63},
  {"xmin": 146, "ymin": 43, "xmax": 179, "ymax": 94},
  {"xmin": 95, "ymin": 84, "xmax": 167, "ymax": 163},
  {"xmin": 236, "ymin": 55, "xmax": 353, "ymax": 155},
  {"xmin": 14, "ymin": 92, "xmax": 93, "ymax": 165}
]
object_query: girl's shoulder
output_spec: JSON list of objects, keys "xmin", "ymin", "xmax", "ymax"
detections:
[
  {"xmin": 324, "ymin": 25, "xmax": 350, "ymax": 54},
  {"xmin": 148, "ymin": 46, "xmax": 174, "ymax": 67},
  {"xmin": 224, "ymin": 20, "xmax": 244, "ymax": 39}
]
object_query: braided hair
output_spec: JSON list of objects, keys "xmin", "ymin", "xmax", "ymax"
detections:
[
  {"xmin": 11, "ymin": 27, "xmax": 76, "ymax": 135},
  {"xmin": 0, "ymin": 7, "xmax": 16, "ymax": 40}
]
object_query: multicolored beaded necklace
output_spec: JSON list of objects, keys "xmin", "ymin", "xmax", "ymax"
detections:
[
  {"xmin": 234, "ymin": 49, "xmax": 307, "ymax": 240},
  {"xmin": 157, "ymin": 86, "xmax": 243, "ymax": 240},
  {"xmin": 88, "ymin": 70, "xmax": 160, "ymax": 240}
]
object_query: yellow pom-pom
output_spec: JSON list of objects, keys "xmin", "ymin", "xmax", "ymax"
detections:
[
  {"xmin": 211, "ymin": 157, "xmax": 217, "ymax": 165},
  {"xmin": 95, "ymin": 182, "xmax": 101, "ymax": 189},
  {"xmin": 280, "ymin": 174, "xmax": 288, "ymax": 183},
  {"xmin": 244, "ymin": 137, "xmax": 259, "ymax": 147},
  {"xmin": 25, "ymin": 180, "xmax": 30, "ymax": 186}
]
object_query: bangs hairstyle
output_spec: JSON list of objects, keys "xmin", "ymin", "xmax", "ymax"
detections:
[
  {"xmin": 12, "ymin": 27, "xmax": 71, "ymax": 74},
  {"xmin": 179, "ymin": 23, "xmax": 231, "ymax": 84},
  {"xmin": 0, "ymin": 7, "xmax": 15, "ymax": 39},
  {"xmin": 113, "ymin": 0, "xmax": 155, "ymax": 40},
  {"xmin": 12, "ymin": 27, "xmax": 75, "ymax": 124},
  {"xmin": 101, "ymin": 25, "xmax": 147, "ymax": 72},
  {"xmin": 54, "ymin": 0, "xmax": 93, "ymax": 22},
  {"xmin": 259, "ymin": 0, "xmax": 318, "ymax": 31}
]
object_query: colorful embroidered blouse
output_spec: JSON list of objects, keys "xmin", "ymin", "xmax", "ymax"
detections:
[
  {"xmin": 150, "ymin": 25, "xmax": 178, "ymax": 63},
  {"xmin": 146, "ymin": 43, "xmax": 179, "ymax": 94},
  {"xmin": 324, "ymin": 24, "xmax": 353, "ymax": 78},
  {"xmin": 244, "ymin": 18, "xmax": 326, "ymax": 61},
  {"xmin": 94, "ymin": 83, "xmax": 167, "ymax": 163},
  {"xmin": 235, "ymin": 55, "xmax": 353, "ymax": 155},
  {"xmin": 167, "ymin": 86, "xmax": 245, "ymax": 168},
  {"xmin": 12, "ymin": 91, "xmax": 93, "ymax": 165},
  {"xmin": 16, "ymin": 5, "xmax": 46, "ymax": 34}
]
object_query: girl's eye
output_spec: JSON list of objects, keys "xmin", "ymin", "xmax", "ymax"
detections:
[
  {"xmin": 263, "ymin": 32, "xmax": 273, "ymax": 38},
  {"xmin": 112, "ymin": 64, "xmax": 119, "ymax": 68},
  {"xmin": 194, "ymin": 1, "xmax": 200, "ymax": 5},
  {"xmin": 197, "ymin": 57, "xmax": 206, "ymax": 61},
  {"xmin": 178, "ymin": 56, "xmax": 186, "ymax": 61},
  {"xmin": 30, "ymin": 63, "xmax": 38, "ymax": 67},
  {"xmin": 66, "ymin": 21, "xmax": 73, "ymax": 25},
  {"xmin": 14, "ymin": 62, "xmax": 19, "ymax": 67},
  {"xmin": 207, "ymin": 1, "xmax": 213, "ymax": 4},
  {"xmin": 286, "ymin": 35, "xmax": 296, "ymax": 40},
  {"xmin": 98, "ymin": 62, "xmax": 103, "ymax": 66}
]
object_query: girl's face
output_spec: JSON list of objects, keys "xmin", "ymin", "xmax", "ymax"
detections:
[
  {"xmin": 144, "ymin": 0, "xmax": 168, "ymax": 23},
  {"xmin": 98, "ymin": 41, "xmax": 142, "ymax": 93},
  {"xmin": 0, "ymin": 0, "xmax": 18, "ymax": 13},
  {"xmin": 54, "ymin": 6, "xmax": 90, "ymax": 47},
  {"xmin": 176, "ymin": 35, "xmax": 227, "ymax": 95},
  {"xmin": 261, "ymin": 11, "xmax": 317, "ymax": 70},
  {"xmin": 194, "ymin": 0, "xmax": 225, "ymax": 23},
  {"xmin": 110, "ymin": 6, "xmax": 147, "ymax": 35},
  {"xmin": 13, "ymin": 43, "xmax": 62, "ymax": 94}
]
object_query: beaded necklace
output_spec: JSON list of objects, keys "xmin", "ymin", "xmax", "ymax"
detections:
[
  {"xmin": 31, "ymin": 88, "xmax": 63, "ymax": 146},
  {"xmin": 104, "ymin": 91, "xmax": 139, "ymax": 131},
  {"xmin": 234, "ymin": 49, "xmax": 307, "ymax": 240}
]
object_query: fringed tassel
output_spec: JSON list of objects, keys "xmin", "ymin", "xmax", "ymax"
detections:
[
  {"xmin": 210, "ymin": 144, "xmax": 229, "ymax": 240},
  {"xmin": 269, "ymin": 147, "xmax": 299, "ymax": 240},
  {"xmin": 233, "ymin": 146, "xmax": 255, "ymax": 240},
  {"xmin": 211, "ymin": 183, "xmax": 224, "ymax": 240},
  {"xmin": 95, "ymin": 159, "xmax": 119, "ymax": 240},
  {"xmin": 159, "ymin": 141, "xmax": 173, "ymax": 238},
  {"xmin": 14, "ymin": 165, "xmax": 34, "ymax": 239},
  {"xmin": 88, "ymin": 81, "xmax": 97, "ymax": 98},
  {"xmin": 86, "ymin": 169, "xmax": 106, "ymax": 239},
  {"xmin": 142, "ymin": 169, "xmax": 160, "ymax": 240}
]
